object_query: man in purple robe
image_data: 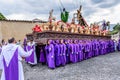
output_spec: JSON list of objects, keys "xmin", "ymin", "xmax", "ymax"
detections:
[
  {"xmin": 95, "ymin": 40, "xmax": 100, "ymax": 56},
  {"xmin": 59, "ymin": 39, "xmax": 67, "ymax": 66},
  {"xmin": 104, "ymin": 40, "xmax": 108, "ymax": 54},
  {"xmin": 73, "ymin": 40, "xmax": 79, "ymax": 62},
  {"xmin": 78, "ymin": 40, "xmax": 84, "ymax": 61},
  {"xmin": 101, "ymin": 40, "xmax": 105, "ymax": 55},
  {"xmin": 25, "ymin": 40, "xmax": 37, "ymax": 65},
  {"xmin": 118, "ymin": 39, "xmax": 120, "ymax": 51},
  {"xmin": 64, "ymin": 40, "xmax": 70, "ymax": 64},
  {"xmin": 111, "ymin": 40, "xmax": 115, "ymax": 52},
  {"xmin": 69, "ymin": 40, "xmax": 75, "ymax": 63},
  {"xmin": 54, "ymin": 40, "xmax": 61, "ymax": 67},
  {"xmin": 106, "ymin": 40, "xmax": 110, "ymax": 53},
  {"xmin": 87, "ymin": 40, "xmax": 93, "ymax": 58},
  {"xmin": 0, "ymin": 37, "xmax": 33, "ymax": 80},
  {"xmin": 93, "ymin": 40, "xmax": 97, "ymax": 56},
  {"xmin": 91, "ymin": 40, "xmax": 95, "ymax": 57},
  {"xmin": 84, "ymin": 41, "xmax": 90, "ymax": 59},
  {"xmin": 39, "ymin": 46, "xmax": 46, "ymax": 63},
  {"xmin": 45, "ymin": 39, "xmax": 55, "ymax": 69}
]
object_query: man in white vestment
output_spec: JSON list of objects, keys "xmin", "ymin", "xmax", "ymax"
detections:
[{"xmin": 0, "ymin": 37, "xmax": 33, "ymax": 80}]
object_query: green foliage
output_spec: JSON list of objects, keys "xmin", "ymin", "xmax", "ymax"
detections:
[
  {"xmin": 0, "ymin": 13, "xmax": 6, "ymax": 20},
  {"xmin": 110, "ymin": 23, "xmax": 120, "ymax": 35}
]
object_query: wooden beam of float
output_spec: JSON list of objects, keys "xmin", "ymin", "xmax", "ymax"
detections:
[{"xmin": 26, "ymin": 31, "xmax": 111, "ymax": 45}]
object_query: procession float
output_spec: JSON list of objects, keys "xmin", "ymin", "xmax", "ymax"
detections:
[{"xmin": 26, "ymin": 5, "xmax": 111, "ymax": 45}]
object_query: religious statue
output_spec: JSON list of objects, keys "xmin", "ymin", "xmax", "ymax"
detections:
[
  {"xmin": 76, "ymin": 5, "xmax": 82, "ymax": 24},
  {"xmin": 49, "ymin": 9, "xmax": 56, "ymax": 22},
  {"xmin": 101, "ymin": 20, "xmax": 110, "ymax": 35},
  {"xmin": 48, "ymin": 9, "xmax": 56, "ymax": 31},
  {"xmin": 71, "ymin": 17, "xmax": 75, "ymax": 24},
  {"xmin": 61, "ymin": 8, "xmax": 69, "ymax": 22}
]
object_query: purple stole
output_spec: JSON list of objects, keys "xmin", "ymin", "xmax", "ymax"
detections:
[
  {"xmin": 25, "ymin": 45, "xmax": 34, "ymax": 63},
  {"xmin": 45, "ymin": 44, "xmax": 55, "ymax": 69},
  {"xmin": 3, "ymin": 48, "xmax": 18, "ymax": 80}
]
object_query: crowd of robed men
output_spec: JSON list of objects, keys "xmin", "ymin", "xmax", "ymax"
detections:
[
  {"xmin": 24, "ymin": 38, "xmax": 120, "ymax": 69},
  {"xmin": 0, "ymin": 37, "xmax": 120, "ymax": 80},
  {"xmin": 41, "ymin": 39, "xmax": 120, "ymax": 69}
]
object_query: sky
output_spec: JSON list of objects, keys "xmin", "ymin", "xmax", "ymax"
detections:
[{"xmin": 0, "ymin": 0, "xmax": 120, "ymax": 25}]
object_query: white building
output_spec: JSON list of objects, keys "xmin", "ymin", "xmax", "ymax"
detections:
[{"xmin": 111, "ymin": 31, "xmax": 120, "ymax": 42}]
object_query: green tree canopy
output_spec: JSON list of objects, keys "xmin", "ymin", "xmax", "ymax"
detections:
[
  {"xmin": 110, "ymin": 23, "xmax": 120, "ymax": 35},
  {"xmin": 0, "ymin": 13, "xmax": 6, "ymax": 20}
]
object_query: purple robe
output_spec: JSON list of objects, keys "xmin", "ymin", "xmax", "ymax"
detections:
[
  {"xmin": 70, "ymin": 43, "xmax": 74, "ymax": 63},
  {"xmin": 91, "ymin": 41, "xmax": 95, "ymax": 57},
  {"xmin": 45, "ymin": 43, "xmax": 55, "ymax": 69},
  {"xmin": 104, "ymin": 42, "xmax": 107, "ymax": 54},
  {"xmin": 92, "ymin": 41, "xmax": 99, "ymax": 56},
  {"xmin": 60, "ymin": 43, "xmax": 66, "ymax": 66},
  {"xmin": 88, "ymin": 42, "xmax": 93, "ymax": 58},
  {"xmin": 3, "ymin": 48, "xmax": 18, "ymax": 80},
  {"xmin": 118, "ymin": 40, "xmax": 120, "ymax": 51},
  {"xmin": 74, "ymin": 43, "xmax": 79, "ymax": 62},
  {"xmin": 99, "ymin": 41, "xmax": 104, "ymax": 55},
  {"xmin": 96, "ymin": 42, "xmax": 100, "ymax": 56},
  {"xmin": 54, "ymin": 43, "xmax": 61, "ymax": 66},
  {"xmin": 66, "ymin": 43, "xmax": 70, "ymax": 64},
  {"xmin": 78, "ymin": 43, "xmax": 84, "ymax": 61},
  {"xmin": 84, "ymin": 43, "xmax": 90, "ymax": 59},
  {"xmin": 39, "ymin": 47, "xmax": 46, "ymax": 63}
]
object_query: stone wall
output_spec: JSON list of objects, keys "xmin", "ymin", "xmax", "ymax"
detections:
[{"xmin": 0, "ymin": 20, "xmax": 45, "ymax": 42}]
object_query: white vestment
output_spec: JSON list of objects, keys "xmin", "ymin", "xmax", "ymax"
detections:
[{"xmin": 0, "ymin": 44, "xmax": 33, "ymax": 80}]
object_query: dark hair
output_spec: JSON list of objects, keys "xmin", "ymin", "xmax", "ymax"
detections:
[
  {"xmin": 8, "ymin": 37, "xmax": 15, "ymax": 43},
  {"xmin": 2, "ymin": 39, "xmax": 5, "ymax": 44}
]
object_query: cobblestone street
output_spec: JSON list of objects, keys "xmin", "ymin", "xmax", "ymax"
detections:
[{"xmin": 1, "ymin": 52, "xmax": 120, "ymax": 80}]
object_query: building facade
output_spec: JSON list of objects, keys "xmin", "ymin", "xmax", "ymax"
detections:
[{"xmin": 0, "ymin": 20, "xmax": 46, "ymax": 42}]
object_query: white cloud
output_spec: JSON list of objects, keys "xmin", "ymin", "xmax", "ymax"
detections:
[
  {"xmin": 86, "ymin": 4, "xmax": 120, "ymax": 24},
  {"xmin": 6, "ymin": 13, "xmax": 49, "ymax": 21},
  {"xmin": 1, "ymin": 0, "xmax": 119, "ymax": 26},
  {"xmin": 0, "ymin": 0, "xmax": 15, "ymax": 4}
]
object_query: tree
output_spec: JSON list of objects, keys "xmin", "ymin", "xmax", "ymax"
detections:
[
  {"xmin": 110, "ymin": 23, "xmax": 120, "ymax": 35},
  {"xmin": 0, "ymin": 13, "xmax": 6, "ymax": 20},
  {"xmin": 113, "ymin": 23, "xmax": 120, "ymax": 30}
]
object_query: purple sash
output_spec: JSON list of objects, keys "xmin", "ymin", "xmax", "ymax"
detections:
[{"xmin": 3, "ymin": 48, "xmax": 18, "ymax": 80}]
